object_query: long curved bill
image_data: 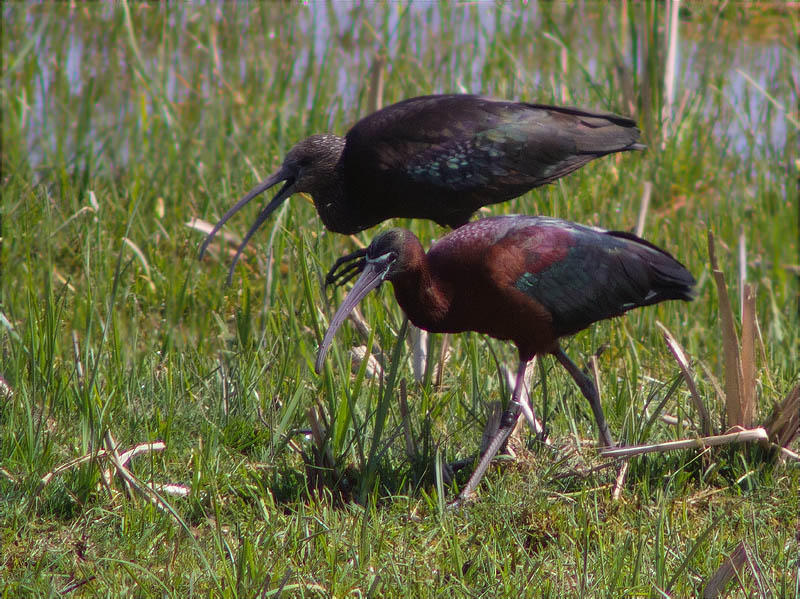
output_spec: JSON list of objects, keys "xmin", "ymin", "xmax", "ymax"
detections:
[
  {"xmin": 314, "ymin": 260, "xmax": 390, "ymax": 374},
  {"xmin": 197, "ymin": 166, "xmax": 295, "ymax": 283}
]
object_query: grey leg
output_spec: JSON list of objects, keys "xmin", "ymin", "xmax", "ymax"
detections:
[
  {"xmin": 503, "ymin": 360, "xmax": 545, "ymax": 440},
  {"xmin": 553, "ymin": 347, "xmax": 615, "ymax": 448},
  {"xmin": 454, "ymin": 360, "xmax": 528, "ymax": 504}
]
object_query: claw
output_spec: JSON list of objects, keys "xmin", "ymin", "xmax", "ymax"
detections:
[{"xmin": 324, "ymin": 248, "xmax": 368, "ymax": 288}]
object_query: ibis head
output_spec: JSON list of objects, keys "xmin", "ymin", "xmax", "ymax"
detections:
[{"xmin": 199, "ymin": 134, "xmax": 345, "ymax": 283}]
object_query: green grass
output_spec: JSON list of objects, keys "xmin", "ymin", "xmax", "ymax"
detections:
[{"xmin": 2, "ymin": 2, "xmax": 798, "ymax": 597}]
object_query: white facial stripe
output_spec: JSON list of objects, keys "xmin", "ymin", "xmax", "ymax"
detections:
[
  {"xmin": 366, "ymin": 252, "xmax": 393, "ymax": 263},
  {"xmin": 366, "ymin": 252, "xmax": 394, "ymax": 279}
]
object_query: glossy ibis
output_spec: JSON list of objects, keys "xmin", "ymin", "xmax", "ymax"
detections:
[
  {"xmin": 315, "ymin": 215, "xmax": 695, "ymax": 500},
  {"xmin": 198, "ymin": 94, "xmax": 644, "ymax": 282}
]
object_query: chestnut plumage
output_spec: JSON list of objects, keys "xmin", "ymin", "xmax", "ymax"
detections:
[{"xmin": 316, "ymin": 215, "xmax": 694, "ymax": 500}]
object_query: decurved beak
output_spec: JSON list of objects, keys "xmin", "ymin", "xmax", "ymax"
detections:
[
  {"xmin": 314, "ymin": 258, "xmax": 392, "ymax": 374},
  {"xmin": 198, "ymin": 166, "xmax": 296, "ymax": 283}
]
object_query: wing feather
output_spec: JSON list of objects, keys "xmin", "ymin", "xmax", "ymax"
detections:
[
  {"xmin": 343, "ymin": 96, "xmax": 643, "ymax": 222},
  {"xmin": 505, "ymin": 219, "xmax": 695, "ymax": 336}
]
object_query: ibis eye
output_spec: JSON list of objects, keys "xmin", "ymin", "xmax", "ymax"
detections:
[{"xmin": 367, "ymin": 251, "xmax": 393, "ymax": 263}]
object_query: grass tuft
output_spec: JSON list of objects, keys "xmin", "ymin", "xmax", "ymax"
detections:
[{"xmin": 2, "ymin": 3, "xmax": 797, "ymax": 596}]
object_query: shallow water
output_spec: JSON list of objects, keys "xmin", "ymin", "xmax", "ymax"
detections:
[{"xmin": 4, "ymin": 3, "xmax": 794, "ymax": 172}]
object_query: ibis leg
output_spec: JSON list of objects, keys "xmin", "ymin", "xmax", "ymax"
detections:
[
  {"xmin": 504, "ymin": 360, "xmax": 545, "ymax": 440},
  {"xmin": 456, "ymin": 360, "xmax": 528, "ymax": 502},
  {"xmin": 554, "ymin": 348, "xmax": 615, "ymax": 448}
]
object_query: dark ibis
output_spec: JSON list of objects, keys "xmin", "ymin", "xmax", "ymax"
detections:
[
  {"xmin": 198, "ymin": 94, "xmax": 644, "ymax": 282},
  {"xmin": 315, "ymin": 215, "xmax": 695, "ymax": 500}
]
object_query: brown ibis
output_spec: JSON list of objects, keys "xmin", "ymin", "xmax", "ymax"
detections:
[
  {"xmin": 198, "ymin": 94, "xmax": 644, "ymax": 282},
  {"xmin": 315, "ymin": 215, "xmax": 695, "ymax": 500}
]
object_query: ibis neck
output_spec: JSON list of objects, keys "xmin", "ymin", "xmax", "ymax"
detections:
[
  {"xmin": 389, "ymin": 249, "xmax": 451, "ymax": 332},
  {"xmin": 312, "ymin": 175, "xmax": 350, "ymax": 233},
  {"xmin": 304, "ymin": 136, "xmax": 354, "ymax": 233}
]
